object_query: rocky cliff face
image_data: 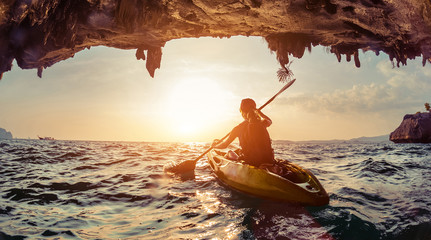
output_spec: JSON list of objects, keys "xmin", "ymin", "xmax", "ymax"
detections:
[
  {"xmin": 1, "ymin": 0, "xmax": 431, "ymax": 79},
  {"xmin": 390, "ymin": 113, "xmax": 431, "ymax": 143}
]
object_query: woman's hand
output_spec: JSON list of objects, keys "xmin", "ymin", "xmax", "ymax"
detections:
[
  {"xmin": 256, "ymin": 109, "xmax": 272, "ymax": 127},
  {"xmin": 211, "ymin": 139, "xmax": 220, "ymax": 148}
]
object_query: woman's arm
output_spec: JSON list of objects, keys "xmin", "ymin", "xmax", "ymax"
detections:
[
  {"xmin": 212, "ymin": 124, "xmax": 242, "ymax": 149},
  {"xmin": 256, "ymin": 109, "xmax": 272, "ymax": 127}
]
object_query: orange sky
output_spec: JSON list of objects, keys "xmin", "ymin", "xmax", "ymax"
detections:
[{"xmin": 1, "ymin": 36, "xmax": 430, "ymax": 142}]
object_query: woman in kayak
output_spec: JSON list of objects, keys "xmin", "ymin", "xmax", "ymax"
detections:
[{"xmin": 212, "ymin": 98, "xmax": 275, "ymax": 167}]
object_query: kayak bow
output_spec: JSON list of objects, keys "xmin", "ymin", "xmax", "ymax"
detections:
[{"xmin": 207, "ymin": 149, "xmax": 329, "ymax": 206}]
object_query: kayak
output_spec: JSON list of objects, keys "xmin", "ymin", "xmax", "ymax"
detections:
[{"xmin": 207, "ymin": 149, "xmax": 329, "ymax": 206}]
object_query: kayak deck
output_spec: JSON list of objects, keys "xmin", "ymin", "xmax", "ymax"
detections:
[{"xmin": 207, "ymin": 149, "xmax": 329, "ymax": 206}]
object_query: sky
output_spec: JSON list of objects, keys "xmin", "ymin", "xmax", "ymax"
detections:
[{"xmin": 0, "ymin": 36, "xmax": 430, "ymax": 142}]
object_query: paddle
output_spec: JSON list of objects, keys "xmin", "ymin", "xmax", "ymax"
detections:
[{"xmin": 163, "ymin": 78, "xmax": 296, "ymax": 174}]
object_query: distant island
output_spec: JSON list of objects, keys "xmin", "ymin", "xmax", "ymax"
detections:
[
  {"xmin": 274, "ymin": 135, "xmax": 390, "ymax": 144},
  {"xmin": 0, "ymin": 128, "xmax": 13, "ymax": 139}
]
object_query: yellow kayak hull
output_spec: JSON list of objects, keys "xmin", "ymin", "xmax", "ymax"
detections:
[{"xmin": 207, "ymin": 149, "xmax": 329, "ymax": 206}]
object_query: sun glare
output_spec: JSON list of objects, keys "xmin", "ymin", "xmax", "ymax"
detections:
[
  {"xmin": 164, "ymin": 77, "xmax": 236, "ymax": 139},
  {"xmin": 178, "ymin": 123, "xmax": 198, "ymax": 134}
]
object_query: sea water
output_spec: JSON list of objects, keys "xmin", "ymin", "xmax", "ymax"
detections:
[{"xmin": 0, "ymin": 139, "xmax": 430, "ymax": 239}]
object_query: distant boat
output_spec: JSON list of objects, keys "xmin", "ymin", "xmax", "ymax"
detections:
[{"xmin": 38, "ymin": 136, "xmax": 55, "ymax": 140}]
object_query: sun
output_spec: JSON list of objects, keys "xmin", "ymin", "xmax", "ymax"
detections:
[
  {"xmin": 178, "ymin": 123, "xmax": 198, "ymax": 134},
  {"xmin": 163, "ymin": 77, "xmax": 236, "ymax": 139}
]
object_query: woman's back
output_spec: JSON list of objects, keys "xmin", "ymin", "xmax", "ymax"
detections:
[{"xmin": 238, "ymin": 120, "xmax": 274, "ymax": 166}]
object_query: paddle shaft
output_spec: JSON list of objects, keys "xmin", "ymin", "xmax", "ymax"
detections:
[
  {"xmin": 191, "ymin": 79, "xmax": 296, "ymax": 164},
  {"xmin": 258, "ymin": 79, "xmax": 296, "ymax": 111}
]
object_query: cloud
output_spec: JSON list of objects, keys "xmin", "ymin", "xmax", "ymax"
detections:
[{"xmin": 284, "ymin": 60, "xmax": 431, "ymax": 115}]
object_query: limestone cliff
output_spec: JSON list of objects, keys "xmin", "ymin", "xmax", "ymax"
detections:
[
  {"xmin": 1, "ymin": 0, "xmax": 431, "ymax": 79},
  {"xmin": 390, "ymin": 113, "xmax": 431, "ymax": 143}
]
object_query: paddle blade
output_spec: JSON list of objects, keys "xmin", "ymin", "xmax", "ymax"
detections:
[{"xmin": 163, "ymin": 160, "xmax": 197, "ymax": 173}]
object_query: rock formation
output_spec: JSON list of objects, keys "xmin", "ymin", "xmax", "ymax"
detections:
[
  {"xmin": 0, "ymin": 128, "xmax": 13, "ymax": 139},
  {"xmin": 1, "ymin": 0, "xmax": 431, "ymax": 79},
  {"xmin": 390, "ymin": 113, "xmax": 431, "ymax": 143}
]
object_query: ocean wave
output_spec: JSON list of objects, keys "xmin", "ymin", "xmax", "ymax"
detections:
[
  {"xmin": 29, "ymin": 182, "xmax": 103, "ymax": 193},
  {"xmin": 4, "ymin": 188, "xmax": 59, "ymax": 204}
]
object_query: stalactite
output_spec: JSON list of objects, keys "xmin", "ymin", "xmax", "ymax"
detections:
[
  {"xmin": 354, "ymin": 50, "xmax": 360, "ymax": 68},
  {"xmin": 146, "ymin": 46, "xmax": 163, "ymax": 78}
]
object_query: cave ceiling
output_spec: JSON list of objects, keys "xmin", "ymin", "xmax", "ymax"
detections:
[{"xmin": 1, "ymin": 0, "xmax": 430, "ymax": 79}]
